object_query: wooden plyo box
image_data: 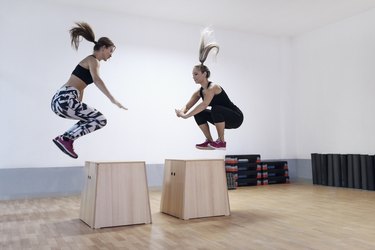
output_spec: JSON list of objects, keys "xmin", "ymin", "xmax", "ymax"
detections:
[
  {"xmin": 80, "ymin": 161, "xmax": 152, "ymax": 229},
  {"xmin": 160, "ymin": 159, "xmax": 230, "ymax": 220}
]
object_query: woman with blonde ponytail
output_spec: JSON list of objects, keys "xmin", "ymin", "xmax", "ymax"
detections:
[
  {"xmin": 51, "ymin": 22, "xmax": 126, "ymax": 159},
  {"xmin": 175, "ymin": 28, "xmax": 243, "ymax": 150}
]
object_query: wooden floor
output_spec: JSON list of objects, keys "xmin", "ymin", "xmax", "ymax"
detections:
[{"xmin": 1, "ymin": 182, "xmax": 375, "ymax": 250}]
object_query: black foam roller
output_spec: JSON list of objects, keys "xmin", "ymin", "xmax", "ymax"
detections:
[
  {"xmin": 327, "ymin": 154, "xmax": 334, "ymax": 186},
  {"xmin": 316, "ymin": 154, "xmax": 322, "ymax": 185},
  {"xmin": 311, "ymin": 153, "xmax": 319, "ymax": 185},
  {"xmin": 367, "ymin": 156, "xmax": 375, "ymax": 191},
  {"xmin": 360, "ymin": 155, "xmax": 368, "ymax": 190},
  {"xmin": 320, "ymin": 154, "xmax": 328, "ymax": 186},
  {"xmin": 340, "ymin": 155, "xmax": 348, "ymax": 188},
  {"xmin": 333, "ymin": 154, "xmax": 341, "ymax": 187},
  {"xmin": 352, "ymin": 154, "xmax": 361, "ymax": 189},
  {"xmin": 347, "ymin": 154, "xmax": 354, "ymax": 188}
]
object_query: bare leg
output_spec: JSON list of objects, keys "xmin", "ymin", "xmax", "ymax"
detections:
[
  {"xmin": 214, "ymin": 122, "xmax": 225, "ymax": 141},
  {"xmin": 198, "ymin": 123, "xmax": 214, "ymax": 141}
]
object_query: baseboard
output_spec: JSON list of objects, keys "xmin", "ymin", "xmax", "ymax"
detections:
[
  {"xmin": 0, "ymin": 160, "xmax": 312, "ymax": 200},
  {"xmin": 0, "ymin": 166, "xmax": 84, "ymax": 200},
  {"xmin": 0, "ymin": 164, "xmax": 164, "ymax": 200}
]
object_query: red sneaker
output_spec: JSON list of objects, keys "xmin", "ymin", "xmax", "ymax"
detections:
[
  {"xmin": 208, "ymin": 140, "xmax": 226, "ymax": 150},
  {"xmin": 53, "ymin": 136, "xmax": 78, "ymax": 159},
  {"xmin": 195, "ymin": 139, "xmax": 214, "ymax": 150}
]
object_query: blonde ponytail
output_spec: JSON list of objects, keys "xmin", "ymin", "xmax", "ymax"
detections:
[{"xmin": 199, "ymin": 27, "xmax": 219, "ymax": 65}]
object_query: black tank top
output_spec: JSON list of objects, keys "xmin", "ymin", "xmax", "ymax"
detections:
[{"xmin": 200, "ymin": 82, "xmax": 237, "ymax": 109}]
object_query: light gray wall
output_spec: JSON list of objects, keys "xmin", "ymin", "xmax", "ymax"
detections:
[{"xmin": 287, "ymin": 8, "xmax": 375, "ymax": 158}]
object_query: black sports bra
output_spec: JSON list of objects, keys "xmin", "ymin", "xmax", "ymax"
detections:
[{"xmin": 72, "ymin": 64, "xmax": 93, "ymax": 85}]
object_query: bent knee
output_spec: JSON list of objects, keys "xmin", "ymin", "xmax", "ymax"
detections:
[
  {"xmin": 97, "ymin": 115, "xmax": 107, "ymax": 128},
  {"xmin": 100, "ymin": 119, "xmax": 107, "ymax": 127}
]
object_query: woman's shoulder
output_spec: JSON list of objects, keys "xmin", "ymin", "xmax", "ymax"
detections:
[
  {"xmin": 209, "ymin": 83, "xmax": 222, "ymax": 94},
  {"xmin": 208, "ymin": 82, "xmax": 220, "ymax": 87},
  {"xmin": 80, "ymin": 55, "xmax": 99, "ymax": 68}
]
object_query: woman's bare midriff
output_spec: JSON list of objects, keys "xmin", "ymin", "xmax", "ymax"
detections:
[{"xmin": 63, "ymin": 75, "xmax": 88, "ymax": 100}]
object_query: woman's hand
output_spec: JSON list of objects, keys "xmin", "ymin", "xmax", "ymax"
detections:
[
  {"xmin": 113, "ymin": 100, "xmax": 128, "ymax": 110},
  {"xmin": 175, "ymin": 109, "xmax": 188, "ymax": 119},
  {"xmin": 175, "ymin": 109, "xmax": 181, "ymax": 117}
]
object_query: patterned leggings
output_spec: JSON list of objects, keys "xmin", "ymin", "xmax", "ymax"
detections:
[{"xmin": 51, "ymin": 86, "xmax": 107, "ymax": 140}]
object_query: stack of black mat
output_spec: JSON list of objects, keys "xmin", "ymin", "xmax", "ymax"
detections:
[{"xmin": 311, "ymin": 153, "xmax": 375, "ymax": 190}]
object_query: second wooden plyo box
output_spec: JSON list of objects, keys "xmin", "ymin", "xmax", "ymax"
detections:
[{"xmin": 160, "ymin": 159, "xmax": 230, "ymax": 220}]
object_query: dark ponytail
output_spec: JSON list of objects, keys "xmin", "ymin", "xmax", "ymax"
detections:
[
  {"xmin": 70, "ymin": 22, "xmax": 96, "ymax": 50},
  {"xmin": 69, "ymin": 22, "xmax": 115, "ymax": 51}
]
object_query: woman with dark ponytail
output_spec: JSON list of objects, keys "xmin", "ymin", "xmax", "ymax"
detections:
[
  {"xmin": 51, "ymin": 22, "xmax": 126, "ymax": 159},
  {"xmin": 175, "ymin": 28, "xmax": 243, "ymax": 150}
]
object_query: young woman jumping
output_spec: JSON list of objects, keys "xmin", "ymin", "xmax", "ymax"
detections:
[
  {"xmin": 175, "ymin": 28, "xmax": 243, "ymax": 150},
  {"xmin": 51, "ymin": 22, "xmax": 126, "ymax": 158}
]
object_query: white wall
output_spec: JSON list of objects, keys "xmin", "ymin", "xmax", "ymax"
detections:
[
  {"xmin": 289, "ymin": 8, "xmax": 375, "ymax": 159},
  {"xmin": 0, "ymin": 0, "xmax": 288, "ymax": 168}
]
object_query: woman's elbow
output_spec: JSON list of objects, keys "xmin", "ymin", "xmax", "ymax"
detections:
[{"xmin": 202, "ymin": 102, "xmax": 210, "ymax": 109}]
